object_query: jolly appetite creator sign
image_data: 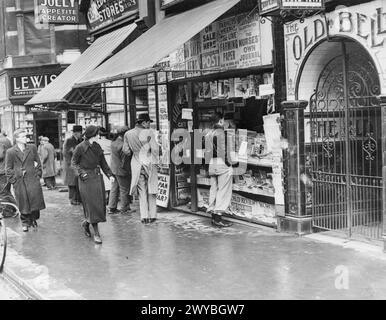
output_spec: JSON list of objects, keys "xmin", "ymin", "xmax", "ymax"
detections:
[
  {"xmin": 35, "ymin": 0, "xmax": 79, "ymax": 24},
  {"xmin": 10, "ymin": 73, "xmax": 59, "ymax": 98},
  {"xmin": 87, "ymin": 0, "xmax": 138, "ymax": 33}
]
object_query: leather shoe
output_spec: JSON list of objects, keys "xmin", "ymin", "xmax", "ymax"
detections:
[
  {"xmin": 141, "ymin": 218, "xmax": 150, "ymax": 224},
  {"xmin": 108, "ymin": 208, "xmax": 120, "ymax": 214},
  {"xmin": 94, "ymin": 235, "xmax": 102, "ymax": 244},
  {"xmin": 22, "ymin": 226, "xmax": 29, "ymax": 232},
  {"xmin": 81, "ymin": 221, "xmax": 91, "ymax": 237},
  {"xmin": 211, "ymin": 219, "xmax": 233, "ymax": 228},
  {"xmin": 149, "ymin": 218, "xmax": 157, "ymax": 223}
]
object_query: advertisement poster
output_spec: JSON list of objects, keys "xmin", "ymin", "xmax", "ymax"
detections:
[
  {"xmin": 184, "ymin": 34, "xmax": 201, "ymax": 78},
  {"xmin": 35, "ymin": 0, "xmax": 79, "ymax": 24},
  {"xmin": 237, "ymin": 13, "xmax": 262, "ymax": 68},
  {"xmin": 157, "ymin": 173, "xmax": 170, "ymax": 208},
  {"xmin": 201, "ymin": 22, "xmax": 220, "ymax": 73},
  {"xmin": 158, "ymin": 85, "xmax": 170, "ymax": 166},
  {"xmin": 169, "ymin": 45, "xmax": 185, "ymax": 80},
  {"xmin": 218, "ymin": 15, "xmax": 240, "ymax": 69},
  {"xmin": 198, "ymin": 188, "xmax": 277, "ymax": 225},
  {"xmin": 148, "ymin": 85, "xmax": 157, "ymax": 129}
]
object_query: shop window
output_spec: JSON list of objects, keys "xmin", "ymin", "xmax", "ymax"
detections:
[{"xmin": 67, "ymin": 111, "xmax": 75, "ymax": 124}]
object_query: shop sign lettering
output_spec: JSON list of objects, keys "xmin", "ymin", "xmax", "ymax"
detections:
[
  {"xmin": 281, "ymin": 0, "xmax": 324, "ymax": 9},
  {"xmin": 35, "ymin": 0, "xmax": 79, "ymax": 24},
  {"xmin": 287, "ymin": 6, "xmax": 386, "ymax": 61},
  {"xmin": 260, "ymin": 0, "xmax": 280, "ymax": 15},
  {"xmin": 87, "ymin": 0, "xmax": 138, "ymax": 33},
  {"xmin": 10, "ymin": 73, "xmax": 59, "ymax": 97}
]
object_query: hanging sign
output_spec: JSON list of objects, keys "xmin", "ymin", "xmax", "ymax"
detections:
[
  {"xmin": 87, "ymin": 0, "xmax": 138, "ymax": 33},
  {"xmin": 157, "ymin": 173, "xmax": 170, "ymax": 207},
  {"xmin": 34, "ymin": 0, "xmax": 79, "ymax": 24},
  {"xmin": 260, "ymin": 0, "xmax": 324, "ymax": 15}
]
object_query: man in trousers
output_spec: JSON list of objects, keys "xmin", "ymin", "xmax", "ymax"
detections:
[
  {"xmin": 123, "ymin": 114, "xmax": 159, "ymax": 224},
  {"xmin": 63, "ymin": 125, "xmax": 82, "ymax": 205},
  {"xmin": 205, "ymin": 112, "xmax": 233, "ymax": 228},
  {"xmin": 5, "ymin": 129, "xmax": 45, "ymax": 232},
  {"xmin": 41, "ymin": 137, "xmax": 56, "ymax": 189}
]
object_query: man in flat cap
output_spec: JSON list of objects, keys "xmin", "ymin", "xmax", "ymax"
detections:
[
  {"xmin": 41, "ymin": 137, "xmax": 56, "ymax": 190},
  {"xmin": 63, "ymin": 125, "xmax": 83, "ymax": 205},
  {"xmin": 108, "ymin": 126, "xmax": 135, "ymax": 214}
]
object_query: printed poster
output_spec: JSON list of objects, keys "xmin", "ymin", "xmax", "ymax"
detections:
[{"xmin": 157, "ymin": 173, "xmax": 170, "ymax": 208}]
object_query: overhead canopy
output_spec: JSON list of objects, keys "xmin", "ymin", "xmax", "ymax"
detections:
[
  {"xmin": 74, "ymin": 0, "xmax": 240, "ymax": 88},
  {"xmin": 25, "ymin": 23, "xmax": 137, "ymax": 107}
]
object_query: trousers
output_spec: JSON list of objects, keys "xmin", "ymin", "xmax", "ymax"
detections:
[
  {"xmin": 208, "ymin": 159, "xmax": 233, "ymax": 215},
  {"xmin": 137, "ymin": 168, "xmax": 156, "ymax": 220},
  {"xmin": 108, "ymin": 175, "xmax": 132, "ymax": 211},
  {"xmin": 20, "ymin": 210, "xmax": 40, "ymax": 227},
  {"xmin": 69, "ymin": 178, "xmax": 81, "ymax": 202}
]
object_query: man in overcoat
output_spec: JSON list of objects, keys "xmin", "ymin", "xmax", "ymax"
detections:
[
  {"xmin": 123, "ymin": 114, "xmax": 159, "ymax": 224},
  {"xmin": 108, "ymin": 126, "xmax": 134, "ymax": 214},
  {"xmin": 41, "ymin": 137, "xmax": 56, "ymax": 189},
  {"xmin": 5, "ymin": 129, "xmax": 46, "ymax": 232},
  {"xmin": 63, "ymin": 125, "xmax": 82, "ymax": 205}
]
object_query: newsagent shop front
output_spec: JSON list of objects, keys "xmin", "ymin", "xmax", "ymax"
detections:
[
  {"xmin": 280, "ymin": 0, "xmax": 386, "ymax": 242},
  {"xmin": 74, "ymin": 0, "xmax": 286, "ymax": 228}
]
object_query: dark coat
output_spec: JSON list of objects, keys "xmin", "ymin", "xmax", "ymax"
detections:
[
  {"xmin": 110, "ymin": 136, "xmax": 131, "ymax": 177},
  {"xmin": 5, "ymin": 144, "xmax": 46, "ymax": 214},
  {"xmin": 63, "ymin": 135, "xmax": 81, "ymax": 186},
  {"xmin": 71, "ymin": 140, "xmax": 113, "ymax": 224},
  {"xmin": 41, "ymin": 142, "xmax": 56, "ymax": 178},
  {"xmin": 0, "ymin": 136, "xmax": 15, "ymax": 205}
]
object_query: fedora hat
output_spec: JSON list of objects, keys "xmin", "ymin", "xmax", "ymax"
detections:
[{"xmin": 136, "ymin": 113, "xmax": 153, "ymax": 124}]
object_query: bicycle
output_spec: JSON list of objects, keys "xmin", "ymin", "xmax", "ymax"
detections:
[{"xmin": 0, "ymin": 202, "xmax": 20, "ymax": 273}]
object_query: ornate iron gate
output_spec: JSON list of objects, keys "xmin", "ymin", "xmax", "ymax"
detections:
[{"xmin": 309, "ymin": 42, "xmax": 382, "ymax": 240}]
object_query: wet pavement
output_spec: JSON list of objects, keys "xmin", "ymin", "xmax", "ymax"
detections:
[
  {"xmin": 0, "ymin": 277, "xmax": 23, "ymax": 300},
  {"xmin": 3, "ymin": 187, "xmax": 386, "ymax": 300}
]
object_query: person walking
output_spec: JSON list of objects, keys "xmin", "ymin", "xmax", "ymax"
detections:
[
  {"xmin": 123, "ymin": 114, "xmax": 158, "ymax": 224},
  {"xmin": 63, "ymin": 125, "xmax": 83, "ymax": 205},
  {"xmin": 108, "ymin": 126, "xmax": 135, "ymax": 215},
  {"xmin": 41, "ymin": 137, "xmax": 56, "ymax": 190},
  {"xmin": 205, "ymin": 112, "xmax": 233, "ymax": 228},
  {"xmin": 72, "ymin": 125, "xmax": 115, "ymax": 244},
  {"xmin": 0, "ymin": 130, "xmax": 16, "ymax": 217},
  {"xmin": 98, "ymin": 127, "xmax": 112, "ymax": 201},
  {"xmin": 5, "ymin": 129, "xmax": 45, "ymax": 232}
]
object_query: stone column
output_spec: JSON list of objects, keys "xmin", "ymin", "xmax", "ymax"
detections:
[
  {"xmin": 277, "ymin": 100, "xmax": 312, "ymax": 236},
  {"xmin": 380, "ymin": 95, "xmax": 386, "ymax": 252}
]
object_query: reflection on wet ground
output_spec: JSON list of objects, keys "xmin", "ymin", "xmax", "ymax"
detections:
[{"xmin": 4, "ymin": 189, "xmax": 386, "ymax": 300}]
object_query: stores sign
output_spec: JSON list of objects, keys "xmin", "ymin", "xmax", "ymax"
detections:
[
  {"xmin": 260, "ymin": 0, "xmax": 324, "ymax": 15},
  {"xmin": 34, "ymin": 0, "xmax": 79, "ymax": 24},
  {"xmin": 10, "ymin": 73, "xmax": 59, "ymax": 98},
  {"xmin": 87, "ymin": 0, "xmax": 138, "ymax": 33}
]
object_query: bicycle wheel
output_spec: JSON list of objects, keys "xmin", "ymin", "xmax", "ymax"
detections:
[{"xmin": 0, "ymin": 219, "xmax": 6, "ymax": 273}]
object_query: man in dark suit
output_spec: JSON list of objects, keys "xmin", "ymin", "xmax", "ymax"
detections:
[
  {"xmin": 63, "ymin": 125, "xmax": 83, "ymax": 205},
  {"xmin": 108, "ymin": 126, "xmax": 135, "ymax": 214}
]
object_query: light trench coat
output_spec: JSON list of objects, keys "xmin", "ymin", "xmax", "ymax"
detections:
[{"xmin": 123, "ymin": 125, "xmax": 159, "ymax": 195}]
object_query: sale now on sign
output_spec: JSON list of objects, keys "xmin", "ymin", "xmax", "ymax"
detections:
[{"xmin": 35, "ymin": 0, "xmax": 79, "ymax": 24}]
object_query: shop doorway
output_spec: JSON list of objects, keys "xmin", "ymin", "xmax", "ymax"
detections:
[
  {"xmin": 308, "ymin": 39, "xmax": 382, "ymax": 240},
  {"xmin": 35, "ymin": 118, "xmax": 60, "ymax": 149}
]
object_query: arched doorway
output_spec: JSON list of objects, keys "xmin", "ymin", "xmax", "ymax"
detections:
[{"xmin": 303, "ymin": 38, "xmax": 382, "ymax": 240}]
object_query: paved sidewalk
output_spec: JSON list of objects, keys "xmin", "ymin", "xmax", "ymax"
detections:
[{"xmin": 3, "ymin": 188, "xmax": 386, "ymax": 300}]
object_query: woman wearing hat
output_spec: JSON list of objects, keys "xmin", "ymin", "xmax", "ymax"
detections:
[{"xmin": 71, "ymin": 125, "xmax": 115, "ymax": 244}]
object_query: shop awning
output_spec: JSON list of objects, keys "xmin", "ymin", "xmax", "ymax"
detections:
[
  {"xmin": 25, "ymin": 23, "xmax": 137, "ymax": 107},
  {"xmin": 74, "ymin": 0, "xmax": 240, "ymax": 88}
]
